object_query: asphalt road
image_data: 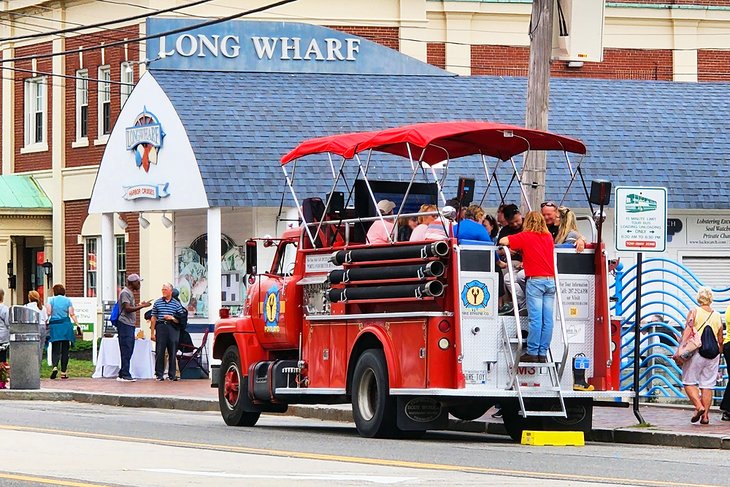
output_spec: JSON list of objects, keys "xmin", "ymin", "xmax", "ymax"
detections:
[{"xmin": 0, "ymin": 401, "xmax": 727, "ymax": 487}]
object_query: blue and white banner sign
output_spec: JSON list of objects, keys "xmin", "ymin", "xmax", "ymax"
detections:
[{"xmin": 146, "ymin": 18, "xmax": 447, "ymax": 76}]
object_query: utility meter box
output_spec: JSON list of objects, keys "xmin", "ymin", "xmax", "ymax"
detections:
[{"xmin": 552, "ymin": 0, "xmax": 606, "ymax": 63}]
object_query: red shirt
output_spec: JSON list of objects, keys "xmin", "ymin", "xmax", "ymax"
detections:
[{"xmin": 507, "ymin": 231, "xmax": 555, "ymax": 277}]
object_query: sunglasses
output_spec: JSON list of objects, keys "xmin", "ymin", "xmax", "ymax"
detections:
[{"xmin": 540, "ymin": 201, "xmax": 557, "ymax": 208}]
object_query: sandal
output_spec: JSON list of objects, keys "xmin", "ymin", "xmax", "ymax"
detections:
[
  {"xmin": 691, "ymin": 409, "xmax": 705, "ymax": 423},
  {"xmin": 60, "ymin": 373, "xmax": 68, "ymax": 380},
  {"xmin": 700, "ymin": 417, "xmax": 709, "ymax": 425},
  {"xmin": 50, "ymin": 368, "xmax": 58, "ymax": 380}
]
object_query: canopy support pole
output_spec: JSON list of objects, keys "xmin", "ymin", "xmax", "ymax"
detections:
[
  {"xmin": 356, "ymin": 155, "xmax": 395, "ymax": 245},
  {"xmin": 282, "ymin": 164, "xmax": 317, "ymax": 248}
]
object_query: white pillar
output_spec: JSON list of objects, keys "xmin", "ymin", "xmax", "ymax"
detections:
[
  {"xmin": 101, "ymin": 213, "xmax": 115, "ymax": 303},
  {"xmin": 2, "ymin": 48, "xmax": 14, "ymax": 175},
  {"xmin": 444, "ymin": 12, "xmax": 474, "ymax": 76},
  {"xmin": 207, "ymin": 208, "xmax": 222, "ymax": 322},
  {"xmin": 51, "ymin": 15, "xmax": 66, "ymax": 285}
]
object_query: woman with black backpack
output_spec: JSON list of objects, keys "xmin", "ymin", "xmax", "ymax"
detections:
[{"xmin": 676, "ymin": 287, "xmax": 724, "ymax": 425}]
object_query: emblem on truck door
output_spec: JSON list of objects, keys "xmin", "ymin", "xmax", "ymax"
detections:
[
  {"xmin": 264, "ymin": 285, "xmax": 281, "ymax": 333},
  {"xmin": 461, "ymin": 280, "xmax": 490, "ymax": 310}
]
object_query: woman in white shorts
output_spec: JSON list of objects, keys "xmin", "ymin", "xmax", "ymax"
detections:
[{"xmin": 678, "ymin": 287, "xmax": 724, "ymax": 425}]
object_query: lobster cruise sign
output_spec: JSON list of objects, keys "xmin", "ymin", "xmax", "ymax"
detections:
[{"xmin": 123, "ymin": 109, "xmax": 170, "ymax": 201}]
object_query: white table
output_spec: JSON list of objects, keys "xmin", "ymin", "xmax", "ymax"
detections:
[{"xmin": 92, "ymin": 337, "xmax": 155, "ymax": 379}]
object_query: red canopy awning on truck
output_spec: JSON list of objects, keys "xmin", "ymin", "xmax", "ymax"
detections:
[
  {"xmin": 280, "ymin": 131, "xmax": 377, "ymax": 165},
  {"xmin": 281, "ymin": 121, "xmax": 586, "ymax": 165}
]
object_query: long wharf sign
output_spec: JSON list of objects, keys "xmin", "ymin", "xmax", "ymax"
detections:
[
  {"xmin": 158, "ymin": 33, "xmax": 361, "ymax": 62},
  {"xmin": 146, "ymin": 18, "xmax": 448, "ymax": 76}
]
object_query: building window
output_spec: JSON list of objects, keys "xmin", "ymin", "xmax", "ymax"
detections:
[
  {"xmin": 120, "ymin": 62, "xmax": 133, "ymax": 106},
  {"xmin": 116, "ymin": 235, "xmax": 126, "ymax": 293},
  {"xmin": 98, "ymin": 66, "xmax": 111, "ymax": 135},
  {"xmin": 85, "ymin": 236, "xmax": 127, "ymax": 300},
  {"xmin": 24, "ymin": 77, "xmax": 47, "ymax": 147},
  {"xmin": 76, "ymin": 70, "xmax": 89, "ymax": 140},
  {"xmin": 85, "ymin": 238, "xmax": 98, "ymax": 298}
]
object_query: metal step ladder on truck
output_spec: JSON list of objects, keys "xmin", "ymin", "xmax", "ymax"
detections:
[{"xmin": 211, "ymin": 121, "xmax": 632, "ymax": 440}]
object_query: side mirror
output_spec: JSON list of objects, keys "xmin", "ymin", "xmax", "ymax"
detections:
[{"xmin": 246, "ymin": 239, "xmax": 258, "ymax": 279}]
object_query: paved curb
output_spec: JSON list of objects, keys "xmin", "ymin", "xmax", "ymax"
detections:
[{"xmin": 2, "ymin": 390, "xmax": 729, "ymax": 449}]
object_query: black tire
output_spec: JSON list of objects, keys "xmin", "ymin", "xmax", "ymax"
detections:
[
  {"xmin": 351, "ymin": 349, "xmax": 397, "ymax": 438},
  {"xmin": 449, "ymin": 403, "xmax": 490, "ymax": 421},
  {"xmin": 544, "ymin": 400, "xmax": 593, "ymax": 433},
  {"xmin": 501, "ymin": 405, "xmax": 542, "ymax": 442},
  {"xmin": 218, "ymin": 345, "xmax": 261, "ymax": 427}
]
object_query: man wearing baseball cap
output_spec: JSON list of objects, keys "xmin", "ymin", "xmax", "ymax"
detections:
[
  {"xmin": 366, "ymin": 199, "xmax": 396, "ymax": 245},
  {"xmin": 117, "ymin": 274, "xmax": 151, "ymax": 382}
]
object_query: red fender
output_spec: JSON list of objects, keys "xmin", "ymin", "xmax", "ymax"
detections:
[{"xmin": 351, "ymin": 326, "xmax": 402, "ymax": 388}]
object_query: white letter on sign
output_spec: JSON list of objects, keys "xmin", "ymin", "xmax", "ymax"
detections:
[
  {"xmin": 346, "ymin": 38, "xmax": 360, "ymax": 61},
  {"xmin": 251, "ymin": 36, "xmax": 277, "ymax": 59},
  {"xmin": 198, "ymin": 35, "xmax": 220, "ymax": 57},
  {"xmin": 221, "ymin": 35, "xmax": 240, "ymax": 58},
  {"xmin": 280, "ymin": 37, "xmax": 302, "ymax": 60},
  {"xmin": 158, "ymin": 35, "xmax": 175, "ymax": 58},
  {"xmin": 303, "ymin": 38, "xmax": 325, "ymax": 61},
  {"xmin": 325, "ymin": 38, "xmax": 345, "ymax": 61},
  {"xmin": 176, "ymin": 34, "xmax": 197, "ymax": 57}
]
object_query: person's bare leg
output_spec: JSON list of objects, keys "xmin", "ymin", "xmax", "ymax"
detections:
[
  {"xmin": 700, "ymin": 388, "xmax": 713, "ymax": 422},
  {"xmin": 685, "ymin": 385, "xmax": 703, "ymax": 411}
]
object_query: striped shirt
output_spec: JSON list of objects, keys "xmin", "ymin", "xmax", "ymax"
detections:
[{"xmin": 151, "ymin": 297, "xmax": 184, "ymax": 323}]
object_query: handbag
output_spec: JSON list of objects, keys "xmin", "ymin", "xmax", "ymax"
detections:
[{"xmin": 673, "ymin": 310, "xmax": 713, "ymax": 365}]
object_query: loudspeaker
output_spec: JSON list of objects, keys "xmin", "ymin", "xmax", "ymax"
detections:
[
  {"xmin": 589, "ymin": 180, "xmax": 611, "ymax": 206},
  {"xmin": 327, "ymin": 191, "xmax": 345, "ymax": 214},
  {"xmin": 457, "ymin": 177, "xmax": 475, "ymax": 206}
]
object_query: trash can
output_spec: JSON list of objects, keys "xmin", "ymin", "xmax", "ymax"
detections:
[{"xmin": 9, "ymin": 306, "xmax": 41, "ymax": 390}]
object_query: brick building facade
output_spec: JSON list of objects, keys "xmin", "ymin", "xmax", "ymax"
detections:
[{"xmin": 0, "ymin": 0, "xmax": 729, "ymax": 314}]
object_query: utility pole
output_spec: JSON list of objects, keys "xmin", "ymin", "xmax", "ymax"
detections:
[{"xmin": 522, "ymin": 0, "xmax": 554, "ymax": 211}]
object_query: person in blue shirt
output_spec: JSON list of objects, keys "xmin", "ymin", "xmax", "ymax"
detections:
[
  {"xmin": 454, "ymin": 204, "xmax": 493, "ymax": 243},
  {"xmin": 150, "ymin": 283, "xmax": 185, "ymax": 381},
  {"xmin": 45, "ymin": 284, "xmax": 79, "ymax": 379}
]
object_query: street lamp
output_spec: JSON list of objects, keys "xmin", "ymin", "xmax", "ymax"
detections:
[{"xmin": 41, "ymin": 260, "xmax": 53, "ymax": 291}]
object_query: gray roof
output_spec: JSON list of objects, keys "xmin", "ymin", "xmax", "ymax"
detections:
[{"xmin": 152, "ymin": 70, "xmax": 730, "ymax": 210}]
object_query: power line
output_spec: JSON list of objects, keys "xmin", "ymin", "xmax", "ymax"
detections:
[
  {"xmin": 0, "ymin": 0, "xmax": 214, "ymax": 43},
  {"xmin": 0, "ymin": 0, "xmax": 299, "ymax": 65},
  {"xmin": 1, "ymin": 64, "xmax": 135, "ymax": 88}
]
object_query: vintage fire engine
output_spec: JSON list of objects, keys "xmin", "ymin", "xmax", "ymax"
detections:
[{"xmin": 212, "ymin": 122, "xmax": 631, "ymax": 440}]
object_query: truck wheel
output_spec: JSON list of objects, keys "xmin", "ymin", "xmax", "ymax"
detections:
[
  {"xmin": 449, "ymin": 404, "xmax": 490, "ymax": 421},
  {"xmin": 219, "ymin": 345, "xmax": 260, "ymax": 427},
  {"xmin": 352, "ymin": 349, "xmax": 397, "ymax": 438},
  {"xmin": 544, "ymin": 400, "xmax": 593, "ymax": 433},
  {"xmin": 500, "ymin": 405, "xmax": 541, "ymax": 442}
]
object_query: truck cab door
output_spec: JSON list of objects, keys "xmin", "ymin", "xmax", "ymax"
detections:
[{"xmin": 252, "ymin": 241, "xmax": 300, "ymax": 349}]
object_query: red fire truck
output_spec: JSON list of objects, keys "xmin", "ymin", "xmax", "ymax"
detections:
[{"xmin": 211, "ymin": 121, "xmax": 630, "ymax": 440}]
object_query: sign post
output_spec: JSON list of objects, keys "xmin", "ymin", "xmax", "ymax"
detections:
[{"xmin": 615, "ymin": 186, "xmax": 667, "ymax": 424}]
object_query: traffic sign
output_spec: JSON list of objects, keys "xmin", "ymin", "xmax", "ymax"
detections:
[{"xmin": 615, "ymin": 186, "xmax": 667, "ymax": 252}]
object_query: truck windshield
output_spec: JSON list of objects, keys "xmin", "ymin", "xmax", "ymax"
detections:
[{"xmin": 275, "ymin": 242, "xmax": 298, "ymax": 276}]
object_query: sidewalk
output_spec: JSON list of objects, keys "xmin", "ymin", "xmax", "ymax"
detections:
[{"xmin": 2, "ymin": 377, "xmax": 729, "ymax": 449}]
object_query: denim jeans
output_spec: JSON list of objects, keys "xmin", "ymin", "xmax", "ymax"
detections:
[{"xmin": 525, "ymin": 278, "xmax": 556, "ymax": 356}]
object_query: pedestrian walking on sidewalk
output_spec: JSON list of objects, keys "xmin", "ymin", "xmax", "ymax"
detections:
[
  {"xmin": 45, "ymin": 284, "xmax": 79, "ymax": 380},
  {"xmin": 0, "ymin": 289, "xmax": 10, "ymax": 388},
  {"xmin": 150, "ymin": 283, "xmax": 185, "ymax": 381},
  {"xmin": 721, "ymin": 304, "xmax": 730, "ymax": 422},
  {"xmin": 675, "ymin": 287, "xmax": 723, "ymax": 425},
  {"xmin": 117, "ymin": 274, "xmax": 151, "ymax": 383},
  {"xmin": 25, "ymin": 290, "xmax": 48, "ymax": 364}
]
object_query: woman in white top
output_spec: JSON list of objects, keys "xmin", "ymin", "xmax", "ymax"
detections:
[
  {"xmin": 25, "ymin": 290, "xmax": 48, "ymax": 361},
  {"xmin": 409, "ymin": 204, "xmax": 437, "ymax": 242}
]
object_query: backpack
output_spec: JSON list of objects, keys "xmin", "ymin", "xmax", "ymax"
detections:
[
  {"xmin": 698, "ymin": 320, "xmax": 720, "ymax": 359},
  {"xmin": 109, "ymin": 301, "xmax": 121, "ymax": 328},
  {"xmin": 174, "ymin": 306, "xmax": 188, "ymax": 331}
]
